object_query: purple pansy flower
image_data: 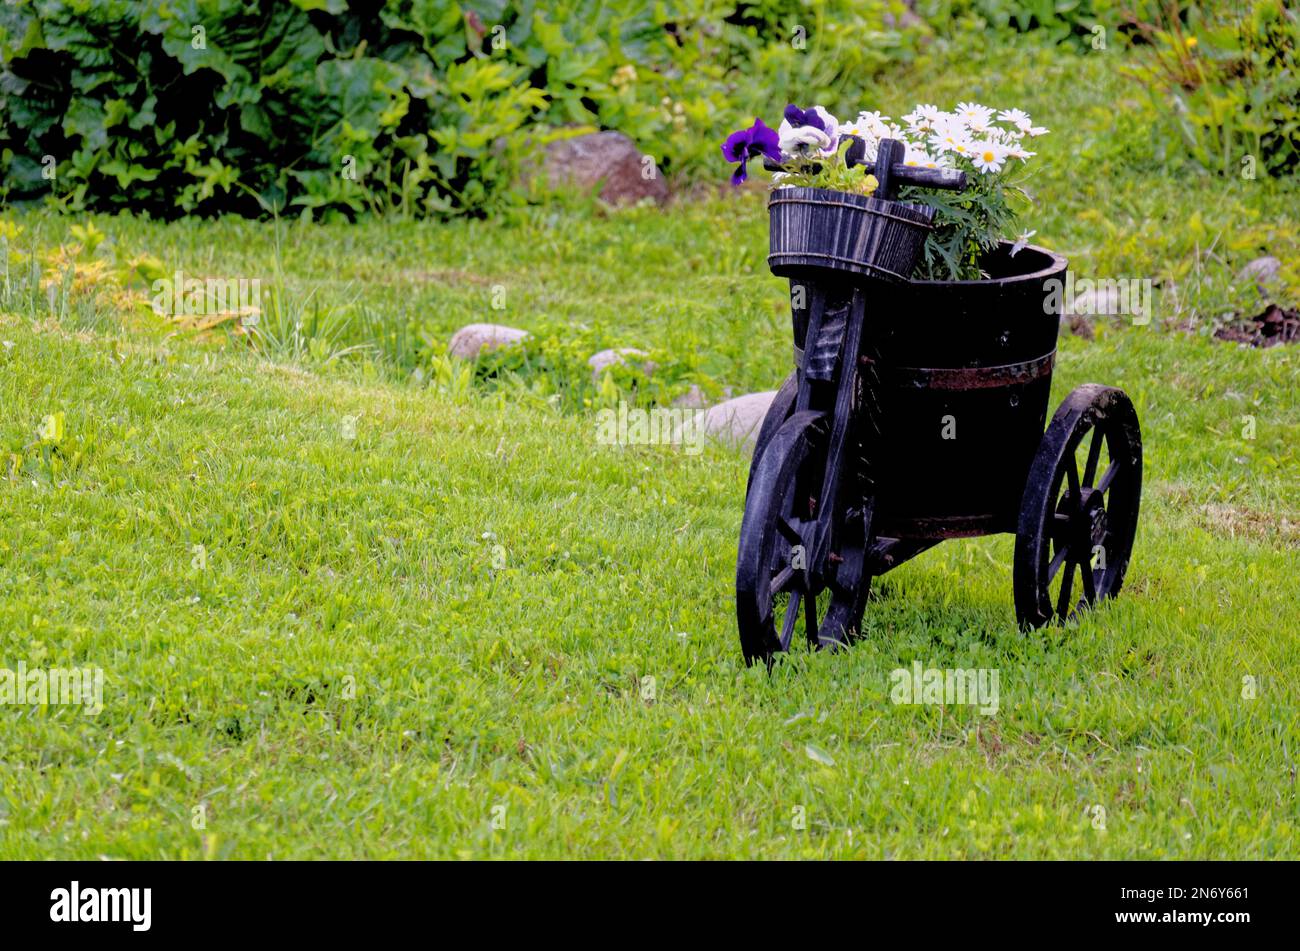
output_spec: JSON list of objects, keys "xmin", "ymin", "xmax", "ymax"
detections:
[
  {"xmin": 783, "ymin": 104, "xmax": 827, "ymax": 133},
  {"xmin": 721, "ymin": 118, "xmax": 782, "ymax": 185}
]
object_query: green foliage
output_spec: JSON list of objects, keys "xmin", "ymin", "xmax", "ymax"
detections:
[
  {"xmin": 0, "ymin": 0, "xmax": 927, "ymax": 219},
  {"xmin": 904, "ymin": 172, "xmax": 1031, "ymax": 280},
  {"xmin": 1118, "ymin": 0, "xmax": 1299, "ymax": 178},
  {"xmin": 769, "ymin": 137, "xmax": 883, "ymax": 195},
  {"xmin": 0, "ymin": 0, "xmax": 551, "ymax": 218},
  {"xmin": 918, "ymin": 0, "xmax": 1113, "ymax": 48}
]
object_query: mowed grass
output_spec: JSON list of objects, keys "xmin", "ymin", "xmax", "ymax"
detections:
[
  {"xmin": 2, "ymin": 37, "xmax": 1299, "ymax": 859},
  {"xmin": 2, "ymin": 254, "xmax": 1298, "ymax": 858}
]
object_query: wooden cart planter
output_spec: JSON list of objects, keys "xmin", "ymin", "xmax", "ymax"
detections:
[{"xmin": 736, "ymin": 142, "xmax": 1143, "ymax": 664}]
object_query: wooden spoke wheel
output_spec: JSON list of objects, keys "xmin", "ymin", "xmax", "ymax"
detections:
[
  {"xmin": 736, "ymin": 410, "xmax": 870, "ymax": 665},
  {"xmin": 1014, "ymin": 384, "xmax": 1143, "ymax": 628},
  {"xmin": 745, "ymin": 371, "xmax": 797, "ymax": 499}
]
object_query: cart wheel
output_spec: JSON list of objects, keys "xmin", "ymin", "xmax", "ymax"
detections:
[
  {"xmin": 1014, "ymin": 384, "xmax": 1142, "ymax": 628},
  {"xmin": 736, "ymin": 410, "xmax": 870, "ymax": 665},
  {"xmin": 745, "ymin": 371, "xmax": 797, "ymax": 498}
]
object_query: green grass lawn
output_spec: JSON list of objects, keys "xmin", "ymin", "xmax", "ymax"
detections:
[{"xmin": 1, "ymin": 39, "xmax": 1298, "ymax": 858}]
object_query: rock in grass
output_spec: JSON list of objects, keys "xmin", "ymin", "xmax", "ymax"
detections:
[
  {"xmin": 672, "ymin": 384, "xmax": 707, "ymax": 409},
  {"xmin": 1238, "ymin": 255, "xmax": 1281, "ymax": 288},
  {"xmin": 540, "ymin": 131, "xmax": 669, "ymax": 206},
  {"xmin": 694, "ymin": 391, "xmax": 776, "ymax": 451},
  {"xmin": 1067, "ymin": 285, "xmax": 1122, "ymax": 321},
  {"xmin": 587, "ymin": 347, "xmax": 656, "ymax": 381},
  {"xmin": 448, "ymin": 323, "xmax": 529, "ymax": 359}
]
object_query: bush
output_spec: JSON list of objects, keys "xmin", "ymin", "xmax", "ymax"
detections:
[
  {"xmin": 0, "ymin": 0, "xmax": 927, "ymax": 219},
  {"xmin": 1118, "ymin": 0, "xmax": 1299, "ymax": 178},
  {"xmin": 917, "ymin": 0, "xmax": 1113, "ymax": 48}
]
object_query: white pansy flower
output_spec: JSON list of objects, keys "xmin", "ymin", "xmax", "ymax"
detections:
[
  {"xmin": 778, "ymin": 119, "xmax": 831, "ymax": 156},
  {"xmin": 810, "ymin": 105, "xmax": 840, "ymax": 131},
  {"xmin": 780, "ymin": 105, "xmax": 840, "ymax": 157}
]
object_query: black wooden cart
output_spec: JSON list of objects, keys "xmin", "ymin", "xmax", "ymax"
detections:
[{"xmin": 735, "ymin": 140, "xmax": 1143, "ymax": 664}]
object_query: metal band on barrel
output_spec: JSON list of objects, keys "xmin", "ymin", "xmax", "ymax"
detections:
[{"xmin": 859, "ymin": 351, "xmax": 1056, "ymax": 390}]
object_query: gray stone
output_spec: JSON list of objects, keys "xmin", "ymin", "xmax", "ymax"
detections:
[
  {"xmin": 1238, "ymin": 255, "xmax": 1281, "ymax": 288},
  {"xmin": 447, "ymin": 323, "xmax": 529, "ymax": 359},
  {"xmin": 672, "ymin": 384, "xmax": 708, "ymax": 409},
  {"xmin": 1067, "ymin": 285, "xmax": 1122, "ymax": 319},
  {"xmin": 587, "ymin": 347, "xmax": 655, "ymax": 380},
  {"xmin": 693, "ymin": 391, "xmax": 777, "ymax": 450},
  {"xmin": 541, "ymin": 131, "xmax": 668, "ymax": 206}
]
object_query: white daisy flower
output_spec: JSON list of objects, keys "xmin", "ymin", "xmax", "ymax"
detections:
[
  {"xmin": 902, "ymin": 104, "xmax": 940, "ymax": 133},
  {"xmin": 856, "ymin": 110, "xmax": 893, "ymax": 139},
  {"xmin": 1005, "ymin": 142, "xmax": 1036, "ymax": 161},
  {"xmin": 970, "ymin": 141, "xmax": 1007, "ymax": 173},
  {"xmin": 838, "ymin": 121, "xmax": 880, "ymax": 162},
  {"xmin": 929, "ymin": 121, "xmax": 973, "ymax": 155},
  {"xmin": 901, "ymin": 142, "xmax": 935, "ymax": 167},
  {"xmin": 837, "ymin": 119, "xmax": 874, "ymax": 140},
  {"xmin": 1025, "ymin": 125, "xmax": 1050, "ymax": 137},
  {"xmin": 955, "ymin": 101, "xmax": 995, "ymax": 127},
  {"xmin": 998, "ymin": 108, "xmax": 1032, "ymax": 131}
]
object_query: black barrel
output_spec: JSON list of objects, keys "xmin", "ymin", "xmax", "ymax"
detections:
[{"xmin": 865, "ymin": 243, "xmax": 1068, "ymax": 538}]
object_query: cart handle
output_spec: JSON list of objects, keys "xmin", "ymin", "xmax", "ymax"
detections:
[
  {"xmin": 764, "ymin": 137, "xmax": 966, "ymax": 200},
  {"xmin": 850, "ymin": 138, "xmax": 965, "ymax": 200}
]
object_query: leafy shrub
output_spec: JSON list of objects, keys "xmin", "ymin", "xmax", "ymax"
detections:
[
  {"xmin": 0, "ymin": 0, "xmax": 549, "ymax": 218},
  {"xmin": 1117, "ymin": 0, "xmax": 1299, "ymax": 178},
  {"xmin": 0, "ymin": 1, "xmax": 927, "ymax": 220},
  {"xmin": 917, "ymin": 0, "xmax": 1113, "ymax": 48}
]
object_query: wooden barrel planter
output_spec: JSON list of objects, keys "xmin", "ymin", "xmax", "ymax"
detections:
[
  {"xmin": 768, "ymin": 186, "xmax": 934, "ymax": 283},
  {"xmin": 867, "ymin": 242, "xmax": 1068, "ymax": 538}
]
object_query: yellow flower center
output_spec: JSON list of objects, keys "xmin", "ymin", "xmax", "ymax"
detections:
[{"xmin": 982, "ymin": 151, "xmax": 995, "ymax": 162}]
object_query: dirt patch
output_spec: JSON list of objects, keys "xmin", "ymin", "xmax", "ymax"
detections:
[
  {"xmin": 1213, "ymin": 304, "xmax": 1300, "ymax": 348},
  {"xmin": 1198, "ymin": 502, "xmax": 1300, "ymax": 547}
]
